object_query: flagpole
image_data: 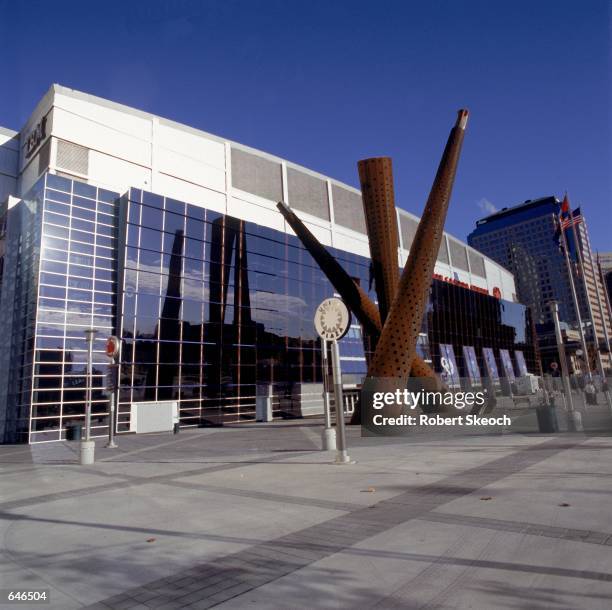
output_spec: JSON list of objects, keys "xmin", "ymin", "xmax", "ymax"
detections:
[
  {"xmin": 558, "ymin": 205, "xmax": 592, "ymax": 382},
  {"xmin": 566, "ymin": 200, "xmax": 600, "ymax": 385}
]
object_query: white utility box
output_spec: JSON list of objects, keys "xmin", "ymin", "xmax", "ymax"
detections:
[{"xmin": 130, "ymin": 401, "xmax": 178, "ymax": 433}]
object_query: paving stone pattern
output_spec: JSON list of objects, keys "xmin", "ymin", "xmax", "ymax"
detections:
[{"xmin": 86, "ymin": 439, "xmax": 584, "ymax": 609}]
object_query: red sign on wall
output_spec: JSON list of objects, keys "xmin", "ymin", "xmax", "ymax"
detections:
[{"xmin": 105, "ymin": 336, "xmax": 120, "ymax": 359}]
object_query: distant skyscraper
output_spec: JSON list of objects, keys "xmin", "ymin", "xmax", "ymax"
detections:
[
  {"xmin": 598, "ymin": 252, "xmax": 612, "ymax": 316},
  {"xmin": 468, "ymin": 197, "xmax": 612, "ymax": 371}
]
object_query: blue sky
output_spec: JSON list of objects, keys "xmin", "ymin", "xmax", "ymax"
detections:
[{"xmin": 1, "ymin": 0, "xmax": 610, "ymax": 250}]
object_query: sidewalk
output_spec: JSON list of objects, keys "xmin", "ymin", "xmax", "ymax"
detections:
[{"xmin": 1, "ymin": 412, "xmax": 612, "ymax": 609}]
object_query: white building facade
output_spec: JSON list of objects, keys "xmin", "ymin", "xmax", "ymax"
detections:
[{"xmin": 0, "ymin": 85, "xmax": 530, "ymax": 443}]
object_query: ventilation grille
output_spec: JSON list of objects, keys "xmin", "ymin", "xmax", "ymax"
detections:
[
  {"xmin": 399, "ymin": 214, "xmax": 418, "ymax": 250},
  {"xmin": 449, "ymin": 238, "xmax": 469, "ymax": 271},
  {"xmin": 468, "ymin": 249, "xmax": 486, "ymax": 278},
  {"xmin": 37, "ymin": 140, "xmax": 51, "ymax": 176},
  {"xmin": 231, "ymin": 148, "xmax": 282, "ymax": 202},
  {"xmin": 287, "ymin": 168, "xmax": 329, "ymax": 220},
  {"xmin": 401, "ymin": 213, "xmax": 449, "ymax": 264},
  {"xmin": 56, "ymin": 139, "xmax": 89, "ymax": 176},
  {"xmin": 437, "ymin": 239, "xmax": 449, "ymax": 263},
  {"xmin": 331, "ymin": 185, "xmax": 366, "ymax": 233}
]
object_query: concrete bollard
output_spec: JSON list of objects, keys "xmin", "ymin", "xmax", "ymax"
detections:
[
  {"xmin": 256, "ymin": 384, "xmax": 273, "ymax": 422},
  {"xmin": 321, "ymin": 426, "xmax": 336, "ymax": 451},
  {"xmin": 566, "ymin": 410, "xmax": 584, "ymax": 433},
  {"xmin": 79, "ymin": 440, "xmax": 95, "ymax": 465}
]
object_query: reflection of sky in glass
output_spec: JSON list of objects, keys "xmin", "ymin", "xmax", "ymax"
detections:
[{"xmin": 501, "ymin": 301, "xmax": 525, "ymax": 343}]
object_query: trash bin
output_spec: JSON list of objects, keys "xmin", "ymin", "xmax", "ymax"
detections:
[
  {"xmin": 536, "ymin": 404, "xmax": 559, "ymax": 433},
  {"xmin": 66, "ymin": 423, "xmax": 83, "ymax": 441}
]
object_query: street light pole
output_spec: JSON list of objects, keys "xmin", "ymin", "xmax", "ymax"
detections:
[
  {"xmin": 550, "ymin": 301, "xmax": 583, "ymax": 432},
  {"xmin": 84, "ymin": 329, "xmax": 97, "ymax": 440},
  {"xmin": 106, "ymin": 362, "xmax": 118, "ymax": 448},
  {"xmin": 81, "ymin": 329, "xmax": 98, "ymax": 464}
]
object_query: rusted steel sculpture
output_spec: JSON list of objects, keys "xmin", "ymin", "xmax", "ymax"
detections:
[
  {"xmin": 356, "ymin": 157, "xmax": 444, "ymax": 407},
  {"xmin": 277, "ymin": 109, "xmax": 468, "ymax": 424},
  {"xmin": 366, "ymin": 109, "xmax": 468, "ymax": 380},
  {"xmin": 277, "ymin": 201, "xmax": 436, "ymax": 383},
  {"xmin": 277, "ymin": 201, "xmax": 381, "ymax": 338},
  {"xmin": 357, "ymin": 157, "xmax": 400, "ymax": 324}
]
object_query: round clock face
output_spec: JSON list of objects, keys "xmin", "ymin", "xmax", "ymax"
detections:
[{"xmin": 314, "ymin": 298, "xmax": 351, "ymax": 341}]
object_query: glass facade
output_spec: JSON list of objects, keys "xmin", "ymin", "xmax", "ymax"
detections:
[
  {"xmin": 116, "ymin": 188, "xmax": 375, "ymax": 428},
  {"xmin": 0, "ymin": 173, "xmax": 537, "ymax": 443},
  {"xmin": 428, "ymin": 280, "xmax": 536, "ymax": 385},
  {"xmin": 0, "ymin": 174, "xmax": 119, "ymax": 442}
]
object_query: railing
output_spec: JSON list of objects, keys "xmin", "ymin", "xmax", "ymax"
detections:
[{"xmin": 342, "ymin": 388, "xmax": 360, "ymax": 415}]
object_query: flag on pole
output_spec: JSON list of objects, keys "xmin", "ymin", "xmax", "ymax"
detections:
[
  {"xmin": 552, "ymin": 214, "xmax": 564, "ymax": 252},
  {"xmin": 560, "ymin": 193, "xmax": 571, "ymax": 225},
  {"xmin": 553, "ymin": 194, "xmax": 582, "ymax": 255},
  {"xmin": 561, "ymin": 206, "xmax": 583, "ymax": 230},
  {"xmin": 553, "ymin": 194, "xmax": 571, "ymax": 252}
]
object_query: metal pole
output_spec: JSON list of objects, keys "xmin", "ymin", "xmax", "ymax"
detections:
[
  {"xmin": 322, "ymin": 340, "xmax": 331, "ymax": 428},
  {"xmin": 106, "ymin": 391, "xmax": 117, "ymax": 447},
  {"xmin": 331, "ymin": 339, "xmax": 351, "ymax": 464},
  {"xmin": 569, "ymin": 208, "xmax": 602, "ymax": 387},
  {"xmin": 81, "ymin": 329, "xmax": 98, "ymax": 465},
  {"xmin": 550, "ymin": 301, "xmax": 582, "ymax": 431},
  {"xmin": 106, "ymin": 362, "xmax": 118, "ymax": 448},
  {"xmin": 559, "ymin": 218, "xmax": 591, "ymax": 381},
  {"xmin": 84, "ymin": 329, "xmax": 97, "ymax": 441},
  {"xmin": 320, "ymin": 339, "xmax": 336, "ymax": 451}
]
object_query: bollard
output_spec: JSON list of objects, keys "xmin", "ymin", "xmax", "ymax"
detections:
[
  {"xmin": 322, "ymin": 427, "xmax": 336, "ymax": 451},
  {"xmin": 80, "ymin": 440, "xmax": 95, "ymax": 465},
  {"xmin": 566, "ymin": 409, "xmax": 583, "ymax": 433},
  {"xmin": 256, "ymin": 384, "xmax": 273, "ymax": 422}
]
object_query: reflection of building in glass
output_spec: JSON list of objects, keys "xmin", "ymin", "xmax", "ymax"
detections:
[
  {"xmin": 0, "ymin": 85, "xmax": 536, "ymax": 443},
  {"xmin": 0, "ymin": 176, "xmax": 118, "ymax": 442}
]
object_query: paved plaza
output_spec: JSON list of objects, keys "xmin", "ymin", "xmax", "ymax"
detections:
[{"xmin": 1, "ymin": 404, "xmax": 612, "ymax": 609}]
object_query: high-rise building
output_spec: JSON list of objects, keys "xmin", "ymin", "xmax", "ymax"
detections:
[
  {"xmin": 597, "ymin": 252, "xmax": 612, "ymax": 320},
  {"xmin": 0, "ymin": 85, "xmax": 536, "ymax": 443},
  {"xmin": 468, "ymin": 198, "xmax": 612, "ymax": 372}
]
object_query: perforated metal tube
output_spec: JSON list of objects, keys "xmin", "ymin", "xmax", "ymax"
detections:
[{"xmin": 367, "ymin": 109, "xmax": 468, "ymax": 379}]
